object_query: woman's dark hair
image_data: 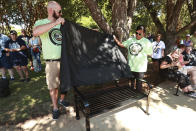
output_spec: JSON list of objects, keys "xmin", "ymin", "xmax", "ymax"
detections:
[{"xmin": 136, "ymin": 25, "xmax": 146, "ymax": 33}]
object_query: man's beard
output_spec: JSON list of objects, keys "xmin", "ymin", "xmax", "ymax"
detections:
[{"xmin": 53, "ymin": 11, "xmax": 60, "ymax": 20}]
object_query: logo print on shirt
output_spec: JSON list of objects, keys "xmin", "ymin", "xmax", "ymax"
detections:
[
  {"xmin": 129, "ymin": 43, "xmax": 143, "ymax": 56},
  {"xmin": 9, "ymin": 42, "xmax": 20, "ymax": 49},
  {"xmin": 153, "ymin": 46, "xmax": 160, "ymax": 54},
  {"xmin": 49, "ymin": 28, "xmax": 62, "ymax": 46}
]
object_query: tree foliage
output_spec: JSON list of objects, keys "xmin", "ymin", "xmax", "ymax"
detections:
[
  {"xmin": 1, "ymin": 0, "xmax": 89, "ymax": 35},
  {"xmin": 1, "ymin": 0, "xmax": 195, "ymax": 50},
  {"xmin": 1, "ymin": 0, "xmax": 48, "ymax": 35},
  {"xmin": 140, "ymin": 0, "xmax": 196, "ymax": 53}
]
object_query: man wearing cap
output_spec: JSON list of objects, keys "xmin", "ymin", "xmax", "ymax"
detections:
[
  {"xmin": 184, "ymin": 34, "xmax": 193, "ymax": 47},
  {"xmin": 0, "ymin": 33, "xmax": 14, "ymax": 80},
  {"xmin": 190, "ymin": 31, "xmax": 196, "ymax": 49},
  {"xmin": 4, "ymin": 30, "xmax": 30, "ymax": 82},
  {"xmin": 113, "ymin": 25, "xmax": 152, "ymax": 92}
]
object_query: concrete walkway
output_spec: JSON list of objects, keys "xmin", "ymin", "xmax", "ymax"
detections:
[{"xmin": 1, "ymin": 80, "xmax": 196, "ymax": 131}]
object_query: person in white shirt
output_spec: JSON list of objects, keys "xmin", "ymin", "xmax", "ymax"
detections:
[{"xmin": 152, "ymin": 34, "xmax": 165, "ymax": 72}]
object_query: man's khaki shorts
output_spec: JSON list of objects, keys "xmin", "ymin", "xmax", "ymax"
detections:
[{"xmin": 45, "ymin": 61, "xmax": 60, "ymax": 90}]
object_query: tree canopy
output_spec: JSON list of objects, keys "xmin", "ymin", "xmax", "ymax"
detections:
[{"xmin": 1, "ymin": 0, "xmax": 195, "ymax": 52}]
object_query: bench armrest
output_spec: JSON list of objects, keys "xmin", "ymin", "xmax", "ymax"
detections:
[{"xmin": 73, "ymin": 86, "xmax": 89, "ymax": 107}]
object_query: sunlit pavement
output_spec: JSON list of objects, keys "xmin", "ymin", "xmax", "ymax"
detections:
[{"xmin": 1, "ymin": 80, "xmax": 196, "ymax": 131}]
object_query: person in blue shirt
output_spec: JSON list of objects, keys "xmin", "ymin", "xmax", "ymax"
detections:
[
  {"xmin": 4, "ymin": 30, "xmax": 30, "ymax": 82},
  {"xmin": 0, "ymin": 33, "xmax": 14, "ymax": 80},
  {"xmin": 184, "ymin": 34, "xmax": 193, "ymax": 47}
]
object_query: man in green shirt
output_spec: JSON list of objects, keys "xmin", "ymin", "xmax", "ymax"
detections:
[
  {"xmin": 113, "ymin": 25, "xmax": 152, "ymax": 92},
  {"xmin": 191, "ymin": 30, "xmax": 196, "ymax": 49},
  {"xmin": 33, "ymin": 1, "xmax": 69, "ymax": 120}
]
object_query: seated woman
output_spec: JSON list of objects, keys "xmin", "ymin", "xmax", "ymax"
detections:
[
  {"xmin": 180, "ymin": 46, "xmax": 196, "ymax": 87},
  {"xmin": 160, "ymin": 48, "xmax": 196, "ymax": 98}
]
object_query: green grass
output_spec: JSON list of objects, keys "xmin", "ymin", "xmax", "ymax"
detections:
[{"xmin": 0, "ymin": 63, "xmax": 52, "ymax": 125}]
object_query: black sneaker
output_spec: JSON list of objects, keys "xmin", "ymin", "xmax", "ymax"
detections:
[
  {"xmin": 1, "ymin": 77, "xmax": 7, "ymax": 80},
  {"xmin": 58, "ymin": 99, "xmax": 70, "ymax": 108},
  {"xmin": 10, "ymin": 77, "xmax": 15, "ymax": 80},
  {"xmin": 52, "ymin": 109, "xmax": 60, "ymax": 120}
]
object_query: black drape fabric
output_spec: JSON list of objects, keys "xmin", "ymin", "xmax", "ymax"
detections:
[{"xmin": 60, "ymin": 21, "xmax": 132, "ymax": 93}]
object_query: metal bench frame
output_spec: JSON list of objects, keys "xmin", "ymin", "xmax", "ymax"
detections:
[{"xmin": 73, "ymin": 79, "xmax": 152, "ymax": 131}]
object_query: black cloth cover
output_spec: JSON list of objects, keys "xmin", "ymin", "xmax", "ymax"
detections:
[{"xmin": 60, "ymin": 21, "xmax": 132, "ymax": 93}]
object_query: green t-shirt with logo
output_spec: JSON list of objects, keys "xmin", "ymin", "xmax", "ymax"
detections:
[
  {"xmin": 34, "ymin": 19, "xmax": 62, "ymax": 60},
  {"xmin": 122, "ymin": 37, "xmax": 152, "ymax": 72}
]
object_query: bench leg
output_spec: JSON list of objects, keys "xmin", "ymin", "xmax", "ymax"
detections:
[
  {"xmin": 86, "ymin": 116, "xmax": 90, "ymax": 131},
  {"xmin": 74, "ymin": 94, "xmax": 80, "ymax": 120},
  {"xmin": 146, "ymin": 94, "xmax": 150, "ymax": 115},
  {"xmin": 174, "ymin": 85, "xmax": 179, "ymax": 96}
]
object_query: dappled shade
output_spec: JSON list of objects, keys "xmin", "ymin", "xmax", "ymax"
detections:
[{"xmin": 60, "ymin": 20, "xmax": 132, "ymax": 93}]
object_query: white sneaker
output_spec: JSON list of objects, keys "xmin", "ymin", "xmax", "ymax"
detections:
[{"xmin": 187, "ymin": 92, "xmax": 196, "ymax": 98}]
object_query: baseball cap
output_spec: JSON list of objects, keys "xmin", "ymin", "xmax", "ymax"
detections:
[
  {"xmin": 186, "ymin": 34, "xmax": 190, "ymax": 37},
  {"xmin": 10, "ymin": 30, "xmax": 17, "ymax": 35}
]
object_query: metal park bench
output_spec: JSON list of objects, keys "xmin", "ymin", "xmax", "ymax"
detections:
[{"xmin": 73, "ymin": 78, "xmax": 152, "ymax": 131}]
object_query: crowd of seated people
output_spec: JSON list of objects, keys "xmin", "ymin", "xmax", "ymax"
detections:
[{"xmin": 160, "ymin": 34, "xmax": 196, "ymax": 98}]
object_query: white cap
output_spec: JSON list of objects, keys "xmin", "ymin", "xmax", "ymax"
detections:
[{"xmin": 186, "ymin": 34, "xmax": 190, "ymax": 37}]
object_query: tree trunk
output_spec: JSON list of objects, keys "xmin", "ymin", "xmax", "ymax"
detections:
[
  {"xmin": 164, "ymin": 32, "xmax": 178, "ymax": 54},
  {"xmin": 83, "ymin": 0, "xmax": 113, "ymax": 34},
  {"xmin": 83, "ymin": 0, "xmax": 137, "ymax": 41},
  {"xmin": 83, "ymin": 0, "xmax": 137, "ymax": 57},
  {"xmin": 111, "ymin": 0, "xmax": 128, "ymax": 41},
  {"xmin": 187, "ymin": 0, "xmax": 196, "ymax": 34}
]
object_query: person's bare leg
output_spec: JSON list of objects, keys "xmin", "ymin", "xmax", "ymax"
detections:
[
  {"xmin": 8, "ymin": 68, "xmax": 14, "ymax": 79},
  {"xmin": 50, "ymin": 88, "xmax": 59, "ymax": 110},
  {"xmin": 186, "ymin": 85, "xmax": 194, "ymax": 91},
  {"xmin": 21, "ymin": 66, "xmax": 29, "ymax": 79},
  {"xmin": 182, "ymin": 85, "xmax": 194, "ymax": 93},
  {"xmin": 14, "ymin": 66, "xmax": 24, "ymax": 79},
  {"xmin": 0, "ymin": 68, "xmax": 6, "ymax": 79},
  {"xmin": 189, "ymin": 71, "xmax": 196, "ymax": 86}
]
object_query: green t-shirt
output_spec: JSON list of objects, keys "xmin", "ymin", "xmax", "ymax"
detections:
[
  {"xmin": 34, "ymin": 19, "xmax": 62, "ymax": 59},
  {"xmin": 191, "ymin": 35, "xmax": 196, "ymax": 49},
  {"xmin": 122, "ymin": 37, "xmax": 152, "ymax": 72}
]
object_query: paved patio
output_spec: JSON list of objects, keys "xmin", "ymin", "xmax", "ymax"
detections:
[{"xmin": 1, "ymin": 80, "xmax": 196, "ymax": 131}]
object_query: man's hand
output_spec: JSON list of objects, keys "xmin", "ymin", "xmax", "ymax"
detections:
[
  {"xmin": 16, "ymin": 48, "xmax": 21, "ymax": 51},
  {"xmin": 55, "ymin": 17, "xmax": 65, "ymax": 25}
]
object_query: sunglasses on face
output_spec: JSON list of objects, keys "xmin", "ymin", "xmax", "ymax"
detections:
[{"xmin": 136, "ymin": 32, "xmax": 142, "ymax": 36}]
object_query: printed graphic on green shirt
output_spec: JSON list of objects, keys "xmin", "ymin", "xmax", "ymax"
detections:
[
  {"xmin": 129, "ymin": 43, "xmax": 143, "ymax": 56},
  {"xmin": 49, "ymin": 28, "xmax": 62, "ymax": 46}
]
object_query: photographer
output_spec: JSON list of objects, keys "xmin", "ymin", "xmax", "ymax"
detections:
[{"xmin": 160, "ymin": 48, "xmax": 196, "ymax": 98}]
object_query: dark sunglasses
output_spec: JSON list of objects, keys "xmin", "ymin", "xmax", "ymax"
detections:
[{"xmin": 136, "ymin": 32, "xmax": 142, "ymax": 36}]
